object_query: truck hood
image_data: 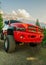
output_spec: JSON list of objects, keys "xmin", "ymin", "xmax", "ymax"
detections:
[{"xmin": 10, "ymin": 23, "xmax": 29, "ymax": 28}]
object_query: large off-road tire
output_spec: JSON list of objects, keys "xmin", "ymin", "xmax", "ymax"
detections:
[{"xmin": 4, "ymin": 35, "xmax": 16, "ymax": 53}]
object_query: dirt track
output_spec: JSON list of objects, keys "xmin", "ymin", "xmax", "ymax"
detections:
[{"xmin": 0, "ymin": 40, "xmax": 46, "ymax": 65}]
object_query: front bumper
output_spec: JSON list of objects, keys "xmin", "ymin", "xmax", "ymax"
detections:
[{"xmin": 13, "ymin": 31, "xmax": 44, "ymax": 44}]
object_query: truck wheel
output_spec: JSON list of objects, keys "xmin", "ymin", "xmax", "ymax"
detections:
[{"xmin": 4, "ymin": 35, "xmax": 16, "ymax": 53}]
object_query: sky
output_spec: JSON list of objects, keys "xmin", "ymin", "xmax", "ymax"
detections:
[{"xmin": 0, "ymin": 0, "xmax": 46, "ymax": 23}]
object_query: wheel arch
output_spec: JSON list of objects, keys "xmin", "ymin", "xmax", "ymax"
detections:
[{"xmin": 7, "ymin": 26, "xmax": 14, "ymax": 35}]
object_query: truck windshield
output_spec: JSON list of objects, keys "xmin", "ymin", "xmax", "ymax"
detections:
[
  {"xmin": 4, "ymin": 20, "xmax": 21, "ymax": 25},
  {"xmin": 10, "ymin": 20, "xmax": 21, "ymax": 23}
]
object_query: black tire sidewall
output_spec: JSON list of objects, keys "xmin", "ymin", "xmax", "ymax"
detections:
[{"xmin": 4, "ymin": 36, "xmax": 9, "ymax": 52}]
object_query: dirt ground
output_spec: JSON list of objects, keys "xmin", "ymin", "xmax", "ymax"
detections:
[{"xmin": 0, "ymin": 40, "xmax": 46, "ymax": 65}]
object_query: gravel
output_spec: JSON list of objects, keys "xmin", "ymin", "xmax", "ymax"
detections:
[{"xmin": 0, "ymin": 40, "xmax": 46, "ymax": 65}]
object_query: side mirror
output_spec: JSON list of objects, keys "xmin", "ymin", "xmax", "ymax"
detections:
[{"xmin": 4, "ymin": 21, "xmax": 9, "ymax": 25}]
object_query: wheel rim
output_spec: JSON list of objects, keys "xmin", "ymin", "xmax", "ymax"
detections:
[{"xmin": 5, "ymin": 40, "xmax": 8, "ymax": 49}]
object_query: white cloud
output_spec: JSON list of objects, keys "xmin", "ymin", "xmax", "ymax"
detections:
[
  {"xmin": 17, "ymin": 9, "xmax": 35, "ymax": 20},
  {"xmin": 12, "ymin": 10, "xmax": 17, "ymax": 15},
  {"xmin": 0, "ymin": 10, "xmax": 4, "ymax": 14},
  {"xmin": 17, "ymin": 9, "xmax": 30, "ymax": 17},
  {"xmin": 2, "ymin": 9, "xmax": 35, "ymax": 21}
]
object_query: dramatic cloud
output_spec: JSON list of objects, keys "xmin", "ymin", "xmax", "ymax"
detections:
[
  {"xmin": 12, "ymin": 10, "xmax": 17, "ymax": 15},
  {"xmin": 2, "ymin": 9, "xmax": 35, "ymax": 20},
  {"xmin": 17, "ymin": 9, "xmax": 34, "ymax": 20}
]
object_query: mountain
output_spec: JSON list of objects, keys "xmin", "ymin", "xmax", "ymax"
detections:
[{"xmin": 40, "ymin": 22, "xmax": 46, "ymax": 28}]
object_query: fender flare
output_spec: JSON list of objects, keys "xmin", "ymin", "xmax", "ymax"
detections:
[{"xmin": 7, "ymin": 26, "xmax": 14, "ymax": 35}]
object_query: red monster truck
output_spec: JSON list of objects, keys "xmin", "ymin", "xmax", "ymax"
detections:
[{"xmin": 3, "ymin": 20, "xmax": 44, "ymax": 52}]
